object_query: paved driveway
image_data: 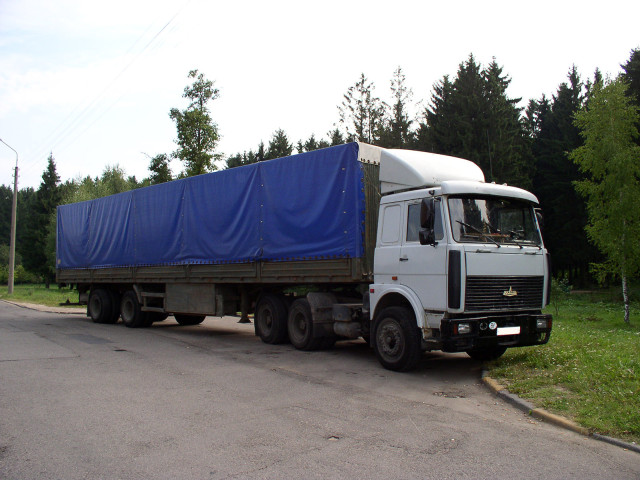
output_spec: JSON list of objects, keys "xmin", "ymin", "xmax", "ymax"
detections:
[{"xmin": 1, "ymin": 301, "xmax": 638, "ymax": 479}]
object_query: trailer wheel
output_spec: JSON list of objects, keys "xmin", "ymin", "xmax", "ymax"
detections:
[
  {"xmin": 120, "ymin": 291, "xmax": 152, "ymax": 328},
  {"xmin": 88, "ymin": 288, "xmax": 118, "ymax": 324},
  {"xmin": 287, "ymin": 298, "xmax": 329, "ymax": 351},
  {"xmin": 255, "ymin": 294, "xmax": 289, "ymax": 344},
  {"xmin": 174, "ymin": 314, "xmax": 205, "ymax": 326},
  {"xmin": 466, "ymin": 346, "xmax": 507, "ymax": 362},
  {"xmin": 373, "ymin": 306, "xmax": 422, "ymax": 371}
]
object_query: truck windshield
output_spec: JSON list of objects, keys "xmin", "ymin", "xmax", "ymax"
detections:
[{"xmin": 448, "ymin": 196, "xmax": 541, "ymax": 247}]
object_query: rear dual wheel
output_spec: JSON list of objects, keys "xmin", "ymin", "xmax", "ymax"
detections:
[
  {"xmin": 254, "ymin": 294, "xmax": 289, "ymax": 344},
  {"xmin": 287, "ymin": 299, "xmax": 334, "ymax": 350},
  {"xmin": 120, "ymin": 291, "xmax": 153, "ymax": 328},
  {"xmin": 88, "ymin": 288, "xmax": 120, "ymax": 324}
]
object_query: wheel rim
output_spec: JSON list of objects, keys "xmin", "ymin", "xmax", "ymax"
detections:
[
  {"xmin": 290, "ymin": 311, "xmax": 307, "ymax": 344},
  {"xmin": 89, "ymin": 296, "xmax": 101, "ymax": 318},
  {"xmin": 259, "ymin": 307, "xmax": 273, "ymax": 334},
  {"xmin": 377, "ymin": 319, "xmax": 404, "ymax": 361},
  {"xmin": 121, "ymin": 297, "xmax": 135, "ymax": 322}
]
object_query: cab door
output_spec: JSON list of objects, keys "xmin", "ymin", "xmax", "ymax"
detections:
[{"xmin": 397, "ymin": 198, "xmax": 448, "ymax": 311}]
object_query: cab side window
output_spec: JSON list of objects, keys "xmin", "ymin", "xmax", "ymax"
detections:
[
  {"xmin": 380, "ymin": 204, "xmax": 401, "ymax": 244},
  {"xmin": 406, "ymin": 199, "xmax": 444, "ymax": 243},
  {"xmin": 406, "ymin": 204, "xmax": 421, "ymax": 242},
  {"xmin": 434, "ymin": 199, "xmax": 444, "ymax": 241}
]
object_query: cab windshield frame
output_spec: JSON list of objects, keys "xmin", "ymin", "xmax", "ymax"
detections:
[{"xmin": 447, "ymin": 195, "xmax": 542, "ymax": 247}]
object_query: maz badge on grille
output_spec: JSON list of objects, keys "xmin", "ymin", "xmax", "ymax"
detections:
[{"xmin": 503, "ymin": 286, "xmax": 518, "ymax": 297}]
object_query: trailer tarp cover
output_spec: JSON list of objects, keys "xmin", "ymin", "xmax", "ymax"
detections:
[{"xmin": 57, "ymin": 143, "xmax": 365, "ymax": 269}]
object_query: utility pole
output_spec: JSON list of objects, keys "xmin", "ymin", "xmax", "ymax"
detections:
[{"xmin": 0, "ymin": 138, "xmax": 18, "ymax": 294}]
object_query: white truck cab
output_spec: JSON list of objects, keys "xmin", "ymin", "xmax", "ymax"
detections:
[{"xmin": 367, "ymin": 148, "xmax": 552, "ymax": 371}]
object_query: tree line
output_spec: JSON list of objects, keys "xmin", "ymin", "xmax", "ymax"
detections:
[{"xmin": 2, "ymin": 50, "xmax": 639, "ymax": 295}]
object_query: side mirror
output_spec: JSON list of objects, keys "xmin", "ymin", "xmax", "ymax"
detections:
[
  {"xmin": 420, "ymin": 197, "xmax": 434, "ymax": 229},
  {"xmin": 420, "ymin": 198, "xmax": 436, "ymax": 245},
  {"xmin": 419, "ymin": 228, "xmax": 435, "ymax": 245}
]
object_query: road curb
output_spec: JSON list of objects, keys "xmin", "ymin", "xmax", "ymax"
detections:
[
  {"xmin": 481, "ymin": 370, "xmax": 640, "ymax": 454},
  {"xmin": 1, "ymin": 299, "xmax": 85, "ymax": 315}
]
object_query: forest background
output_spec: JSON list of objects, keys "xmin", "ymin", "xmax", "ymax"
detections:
[{"xmin": 2, "ymin": 49, "xmax": 639, "ymax": 297}]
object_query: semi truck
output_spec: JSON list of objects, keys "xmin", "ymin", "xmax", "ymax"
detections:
[{"xmin": 56, "ymin": 142, "xmax": 552, "ymax": 371}]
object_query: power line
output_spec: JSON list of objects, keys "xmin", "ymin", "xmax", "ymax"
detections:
[{"xmin": 21, "ymin": 1, "xmax": 190, "ymax": 178}]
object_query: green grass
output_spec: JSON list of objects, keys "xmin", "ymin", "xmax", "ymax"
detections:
[
  {"xmin": 0, "ymin": 283, "xmax": 82, "ymax": 308},
  {"xmin": 486, "ymin": 290, "xmax": 640, "ymax": 444}
]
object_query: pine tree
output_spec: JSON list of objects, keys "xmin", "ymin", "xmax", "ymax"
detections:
[
  {"xmin": 415, "ymin": 75, "xmax": 455, "ymax": 153},
  {"xmin": 338, "ymin": 74, "xmax": 386, "ymax": 144},
  {"xmin": 327, "ymin": 128, "xmax": 345, "ymax": 146},
  {"xmin": 416, "ymin": 54, "xmax": 532, "ymax": 188},
  {"xmin": 621, "ymin": 48, "xmax": 640, "ymax": 106},
  {"xmin": 22, "ymin": 154, "xmax": 61, "ymax": 283},
  {"xmin": 529, "ymin": 67, "xmax": 597, "ymax": 283},
  {"xmin": 265, "ymin": 129, "xmax": 293, "ymax": 160},
  {"xmin": 379, "ymin": 67, "xmax": 414, "ymax": 148}
]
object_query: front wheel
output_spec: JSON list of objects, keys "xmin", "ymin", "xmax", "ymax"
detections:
[
  {"xmin": 466, "ymin": 346, "xmax": 507, "ymax": 361},
  {"xmin": 174, "ymin": 314, "xmax": 205, "ymax": 326},
  {"xmin": 373, "ymin": 306, "xmax": 422, "ymax": 372}
]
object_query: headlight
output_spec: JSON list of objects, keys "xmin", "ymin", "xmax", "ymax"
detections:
[
  {"xmin": 456, "ymin": 322, "xmax": 471, "ymax": 335},
  {"xmin": 536, "ymin": 318, "xmax": 550, "ymax": 330}
]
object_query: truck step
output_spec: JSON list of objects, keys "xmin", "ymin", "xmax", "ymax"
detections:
[{"xmin": 141, "ymin": 292, "xmax": 166, "ymax": 298}]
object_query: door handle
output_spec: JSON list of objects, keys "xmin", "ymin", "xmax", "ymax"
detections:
[{"xmin": 399, "ymin": 256, "xmax": 409, "ymax": 262}]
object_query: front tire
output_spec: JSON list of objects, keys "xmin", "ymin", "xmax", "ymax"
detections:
[
  {"xmin": 373, "ymin": 306, "xmax": 422, "ymax": 372},
  {"xmin": 174, "ymin": 314, "xmax": 205, "ymax": 326}
]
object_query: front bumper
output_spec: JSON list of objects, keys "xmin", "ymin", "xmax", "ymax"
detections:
[{"xmin": 435, "ymin": 313, "xmax": 552, "ymax": 353}]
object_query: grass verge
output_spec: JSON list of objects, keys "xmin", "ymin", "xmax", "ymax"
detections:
[
  {"xmin": 0, "ymin": 283, "xmax": 81, "ymax": 308},
  {"xmin": 486, "ymin": 290, "xmax": 640, "ymax": 444}
]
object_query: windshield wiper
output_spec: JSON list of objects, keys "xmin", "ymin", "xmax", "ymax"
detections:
[
  {"xmin": 507, "ymin": 231, "xmax": 525, "ymax": 249},
  {"xmin": 507, "ymin": 230, "xmax": 543, "ymax": 249},
  {"xmin": 457, "ymin": 220, "xmax": 501, "ymax": 247}
]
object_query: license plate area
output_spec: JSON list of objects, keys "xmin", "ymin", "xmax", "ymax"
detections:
[{"xmin": 497, "ymin": 326, "xmax": 520, "ymax": 336}]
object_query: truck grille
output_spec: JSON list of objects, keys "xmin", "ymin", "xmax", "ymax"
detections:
[{"xmin": 465, "ymin": 276, "xmax": 544, "ymax": 312}]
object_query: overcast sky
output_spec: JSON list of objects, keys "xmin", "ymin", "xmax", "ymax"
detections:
[{"xmin": 1, "ymin": 0, "xmax": 638, "ymax": 189}]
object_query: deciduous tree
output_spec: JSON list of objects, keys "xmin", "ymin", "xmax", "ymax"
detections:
[
  {"xmin": 148, "ymin": 153, "xmax": 172, "ymax": 185},
  {"xmin": 170, "ymin": 70, "xmax": 220, "ymax": 176},
  {"xmin": 571, "ymin": 78, "xmax": 640, "ymax": 323}
]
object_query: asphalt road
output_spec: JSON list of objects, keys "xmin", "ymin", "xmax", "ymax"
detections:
[{"xmin": 1, "ymin": 301, "xmax": 639, "ymax": 480}]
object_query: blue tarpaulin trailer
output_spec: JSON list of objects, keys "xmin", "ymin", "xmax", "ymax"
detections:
[
  {"xmin": 57, "ymin": 143, "xmax": 381, "ymax": 331},
  {"xmin": 57, "ymin": 143, "xmax": 372, "ymax": 270}
]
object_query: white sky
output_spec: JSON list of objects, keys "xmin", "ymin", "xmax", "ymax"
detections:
[{"xmin": 0, "ymin": 0, "xmax": 638, "ymax": 189}]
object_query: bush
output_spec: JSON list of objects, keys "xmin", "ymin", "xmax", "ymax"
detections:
[{"xmin": 0, "ymin": 265, "xmax": 41, "ymax": 285}]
